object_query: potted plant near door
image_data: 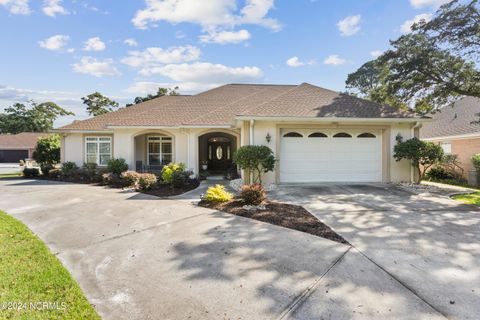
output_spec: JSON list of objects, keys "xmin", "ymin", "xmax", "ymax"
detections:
[{"xmin": 201, "ymin": 160, "xmax": 208, "ymax": 171}]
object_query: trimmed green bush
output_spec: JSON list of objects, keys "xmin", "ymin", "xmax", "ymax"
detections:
[
  {"xmin": 472, "ymin": 154, "xmax": 480, "ymax": 171},
  {"xmin": 61, "ymin": 162, "xmax": 79, "ymax": 178},
  {"xmin": 23, "ymin": 168, "xmax": 40, "ymax": 178},
  {"xmin": 161, "ymin": 163, "xmax": 185, "ymax": 184},
  {"xmin": 240, "ymin": 184, "xmax": 266, "ymax": 205},
  {"xmin": 233, "ymin": 145, "xmax": 275, "ymax": 184},
  {"xmin": 47, "ymin": 168, "xmax": 62, "ymax": 179},
  {"xmin": 32, "ymin": 134, "xmax": 60, "ymax": 171},
  {"xmin": 171, "ymin": 170, "xmax": 193, "ymax": 188},
  {"xmin": 107, "ymin": 158, "xmax": 128, "ymax": 175},
  {"xmin": 202, "ymin": 185, "xmax": 233, "ymax": 203}
]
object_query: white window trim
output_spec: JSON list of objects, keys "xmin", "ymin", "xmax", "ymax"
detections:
[
  {"xmin": 85, "ymin": 136, "xmax": 112, "ymax": 166},
  {"xmin": 440, "ymin": 141, "xmax": 452, "ymax": 155},
  {"xmin": 147, "ymin": 135, "xmax": 173, "ymax": 165}
]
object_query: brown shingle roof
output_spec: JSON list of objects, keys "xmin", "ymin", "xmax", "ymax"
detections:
[
  {"xmin": 57, "ymin": 83, "xmax": 417, "ymax": 131},
  {"xmin": 420, "ymin": 97, "xmax": 480, "ymax": 139},
  {"xmin": 0, "ymin": 132, "xmax": 49, "ymax": 149}
]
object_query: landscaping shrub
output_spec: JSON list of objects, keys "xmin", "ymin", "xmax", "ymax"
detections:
[
  {"xmin": 32, "ymin": 135, "xmax": 60, "ymax": 173},
  {"xmin": 47, "ymin": 168, "xmax": 62, "ymax": 179},
  {"xmin": 102, "ymin": 172, "xmax": 127, "ymax": 188},
  {"xmin": 137, "ymin": 173, "xmax": 157, "ymax": 191},
  {"xmin": 23, "ymin": 168, "xmax": 40, "ymax": 178},
  {"xmin": 83, "ymin": 163, "xmax": 98, "ymax": 180},
  {"xmin": 171, "ymin": 170, "xmax": 193, "ymax": 188},
  {"xmin": 161, "ymin": 163, "xmax": 185, "ymax": 184},
  {"xmin": 202, "ymin": 185, "xmax": 233, "ymax": 203},
  {"xmin": 393, "ymin": 137, "xmax": 443, "ymax": 183},
  {"xmin": 240, "ymin": 184, "xmax": 266, "ymax": 205},
  {"xmin": 61, "ymin": 161, "xmax": 79, "ymax": 178},
  {"xmin": 121, "ymin": 171, "xmax": 141, "ymax": 187},
  {"xmin": 472, "ymin": 154, "xmax": 480, "ymax": 171},
  {"xmin": 233, "ymin": 145, "xmax": 275, "ymax": 184},
  {"xmin": 107, "ymin": 158, "xmax": 128, "ymax": 175},
  {"xmin": 426, "ymin": 167, "xmax": 455, "ymax": 181}
]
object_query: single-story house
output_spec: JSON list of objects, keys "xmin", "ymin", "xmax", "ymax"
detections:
[
  {"xmin": 0, "ymin": 132, "xmax": 48, "ymax": 163},
  {"xmin": 54, "ymin": 83, "xmax": 427, "ymax": 185},
  {"xmin": 421, "ymin": 97, "xmax": 480, "ymax": 178}
]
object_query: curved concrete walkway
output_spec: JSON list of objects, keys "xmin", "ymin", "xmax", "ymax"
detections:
[{"xmin": 0, "ymin": 179, "xmax": 446, "ymax": 319}]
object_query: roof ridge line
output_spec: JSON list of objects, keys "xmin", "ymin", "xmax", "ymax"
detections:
[
  {"xmin": 235, "ymin": 83, "xmax": 303, "ymax": 117},
  {"xmin": 182, "ymin": 86, "xmax": 278, "ymax": 125}
]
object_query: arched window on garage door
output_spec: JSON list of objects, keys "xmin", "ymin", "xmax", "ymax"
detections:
[
  {"xmin": 283, "ymin": 132, "xmax": 303, "ymax": 137},
  {"xmin": 333, "ymin": 132, "xmax": 352, "ymax": 138},
  {"xmin": 357, "ymin": 132, "xmax": 376, "ymax": 138},
  {"xmin": 308, "ymin": 132, "xmax": 328, "ymax": 138}
]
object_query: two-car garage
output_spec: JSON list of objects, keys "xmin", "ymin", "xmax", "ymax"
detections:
[{"xmin": 279, "ymin": 129, "xmax": 382, "ymax": 183}]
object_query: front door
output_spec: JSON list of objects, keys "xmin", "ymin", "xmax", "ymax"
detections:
[{"xmin": 207, "ymin": 137, "xmax": 232, "ymax": 172}]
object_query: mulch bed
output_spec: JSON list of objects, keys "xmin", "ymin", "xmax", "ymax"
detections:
[
  {"xmin": 143, "ymin": 181, "xmax": 200, "ymax": 197},
  {"xmin": 198, "ymin": 199, "xmax": 349, "ymax": 244}
]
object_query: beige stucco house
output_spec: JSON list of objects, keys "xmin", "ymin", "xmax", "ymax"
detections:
[{"xmin": 54, "ymin": 83, "xmax": 426, "ymax": 185}]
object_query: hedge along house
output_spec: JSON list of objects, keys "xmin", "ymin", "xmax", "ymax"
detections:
[{"xmin": 53, "ymin": 83, "xmax": 428, "ymax": 185}]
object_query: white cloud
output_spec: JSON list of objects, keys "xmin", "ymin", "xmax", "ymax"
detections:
[
  {"xmin": 42, "ymin": 0, "xmax": 68, "ymax": 17},
  {"xmin": 370, "ymin": 50, "xmax": 383, "ymax": 58},
  {"xmin": 132, "ymin": 0, "xmax": 281, "ymax": 37},
  {"xmin": 124, "ymin": 38, "xmax": 138, "ymax": 47},
  {"xmin": 121, "ymin": 45, "xmax": 201, "ymax": 68},
  {"xmin": 126, "ymin": 81, "xmax": 218, "ymax": 95},
  {"xmin": 139, "ymin": 62, "xmax": 263, "ymax": 84},
  {"xmin": 409, "ymin": 0, "xmax": 450, "ymax": 8},
  {"xmin": 286, "ymin": 56, "xmax": 315, "ymax": 68},
  {"xmin": 0, "ymin": 0, "xmax": 30, "ymax": 15},
  {"xmin": 400, "ymin": 13, "xmax": 432, "ymax": 33},
  {"xmin": 337, "ymin": 15, "xmax": 361, "ymax": 36},
  {"xmin": 38, "ymin": 34, "xmax": 70, "ymax": 51},
  {"xmin": 199, "ymin": 29, "xmax": 251, "ymax": 44},
  {"xmin": 175, "ymin": 31, "xmax": 186, "ymax": 39},
  {"xmin": 83, "ymin": 37, "xmax": 106, "ymax": 51},
  {"xmin": 323, "ymin": 55, "xmax": 346, "ymax": 66},
  {"xmin": 72, "ymin": 57, "xmax": 120, "ymax": 77}
]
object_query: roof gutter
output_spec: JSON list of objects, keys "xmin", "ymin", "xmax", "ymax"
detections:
[
  {"xmin": 235, "ymin": 116, "xmax": 431, "ymax": 123},
  {"xmin": 50, "ymin": 129, "xmax": 114, "ymax": 134},
  {"xmin": 105, "ymin": 125, "xmax": 234, "ymax": 129}
]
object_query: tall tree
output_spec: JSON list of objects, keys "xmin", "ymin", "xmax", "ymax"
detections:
[
  {"xmin": 127, "ymin": 86, "xmax": 180, "ymax": 106},
  {"xmin": 81, "ymin": 92, "xmax": 119, "ymax": 116},
  {"xmin": 0, "ymin": 101, "xmax": 74, "ymax": 134},
  {"xmin": 346, "ymin": 0, "xmax": 480, "ymax": 114}
]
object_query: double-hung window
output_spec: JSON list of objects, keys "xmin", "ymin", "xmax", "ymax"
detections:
[
  {"xmin": 85, "ymin": 137, "xmax": 112, "ymax": 166},
  {"xmin": 147, "ymin": 136, "xmax": 173, "ymax": 165}
]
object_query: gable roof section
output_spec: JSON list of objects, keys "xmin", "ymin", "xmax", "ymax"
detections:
[
  {"xmin": 0, "ymin": 132, "xmax": 49, "ymax": 149},
  {"xmin": 57, "ymin": 83, "xmax": 417, "ymax": 131},
  {"xmin": 420, "ymin": 97, "xmax": 480, "ymax": 139}
]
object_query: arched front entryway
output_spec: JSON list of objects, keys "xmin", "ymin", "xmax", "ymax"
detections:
[{"xmin": 198, "ymin": 132, "xmax": 237, "ymax": 176}]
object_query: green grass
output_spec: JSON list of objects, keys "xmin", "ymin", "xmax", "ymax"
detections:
[
  {"xmin": 0, "ymin": 173, "xmax": 22, "ymax": 179},
  {"xmin": 0, "ymin": 211, "xmax": 100, "ymax": 319},
  {"xmin": 451, "ymin": 192, "xmax": 480, "ymax": 206}
]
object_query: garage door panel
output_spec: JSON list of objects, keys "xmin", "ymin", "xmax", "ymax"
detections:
[{"xmin": 280, "ymin": 129, "xmax": 382, "ymax": 183}]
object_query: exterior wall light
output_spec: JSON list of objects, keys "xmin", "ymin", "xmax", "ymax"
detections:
[{"xmin": 266, "ymin": 133, "xmax": 271, "ymax": 143}]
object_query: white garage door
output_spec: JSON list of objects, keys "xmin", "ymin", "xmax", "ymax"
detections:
[{"xmin": 280, "ymin": 129, "xmax": 382, "ymax": 183}]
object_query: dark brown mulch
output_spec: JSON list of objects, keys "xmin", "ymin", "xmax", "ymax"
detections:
[
  {"xmin": 198, "ymin": 199, "xmax": 349, "ymax": 245},
  {"xmin": 143, "ymin": 181, "xmax": 200, "ymax": 197}
]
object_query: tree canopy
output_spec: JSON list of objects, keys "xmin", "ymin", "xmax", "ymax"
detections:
[
  {"xmin": 127, "ymin": 87, "xmax": 180, "ymax": 106},
  {"xmin": 0, "ymin": 101, "xmax": 74, "ymax": 134},
  {"xmin": 346, "ymin": 0, "xmax": 480, "ymax": 114},
  {"xmin": 81, "ymin": 92, "xmax": 119, "ymax": 116}
]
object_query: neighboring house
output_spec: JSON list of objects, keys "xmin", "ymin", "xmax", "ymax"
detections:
[
  {"xmin": 0, "ymin": 132, "xmax": 48, "ymax": 163},
  {"xmin": 421, "ymin": 97, "xmax": 480, "ymax": 178},
  {"xmin": 54, "ymin": 83, "xmax": 426, "ymax": 184}
]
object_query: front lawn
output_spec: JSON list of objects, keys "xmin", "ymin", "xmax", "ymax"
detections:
[
  {"xmin": 0, "ymin": 210, "xmax": 100, "ymax": 319},
  {"xmin": 451, "ymin": 192, "xmax": 480, "ymax": 206},
  {"xmin": 0, "ymin": 173, "xmax": 22, "ymax": 179}
]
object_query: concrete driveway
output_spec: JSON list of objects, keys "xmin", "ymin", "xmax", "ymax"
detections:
[
  {"xmin": 0, "ymin": 179, "xmax": 446, "ymax": 319},
  {"xmin": 270, "ymin": 184, "xmax": 480, "ymax": 320}
]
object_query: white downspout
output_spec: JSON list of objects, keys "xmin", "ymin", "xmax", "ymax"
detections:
[
  {"xmin": 249, "ymin": 119, "xmax": 254, "ymax": 145},
  {"xmin": 411, "ymin": 121, "xmax": 422, "ymax": 182}
]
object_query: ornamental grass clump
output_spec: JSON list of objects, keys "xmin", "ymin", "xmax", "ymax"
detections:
[{"xmin": 240, "ymin": 184, "xmax": 266, "ymax": 205}]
